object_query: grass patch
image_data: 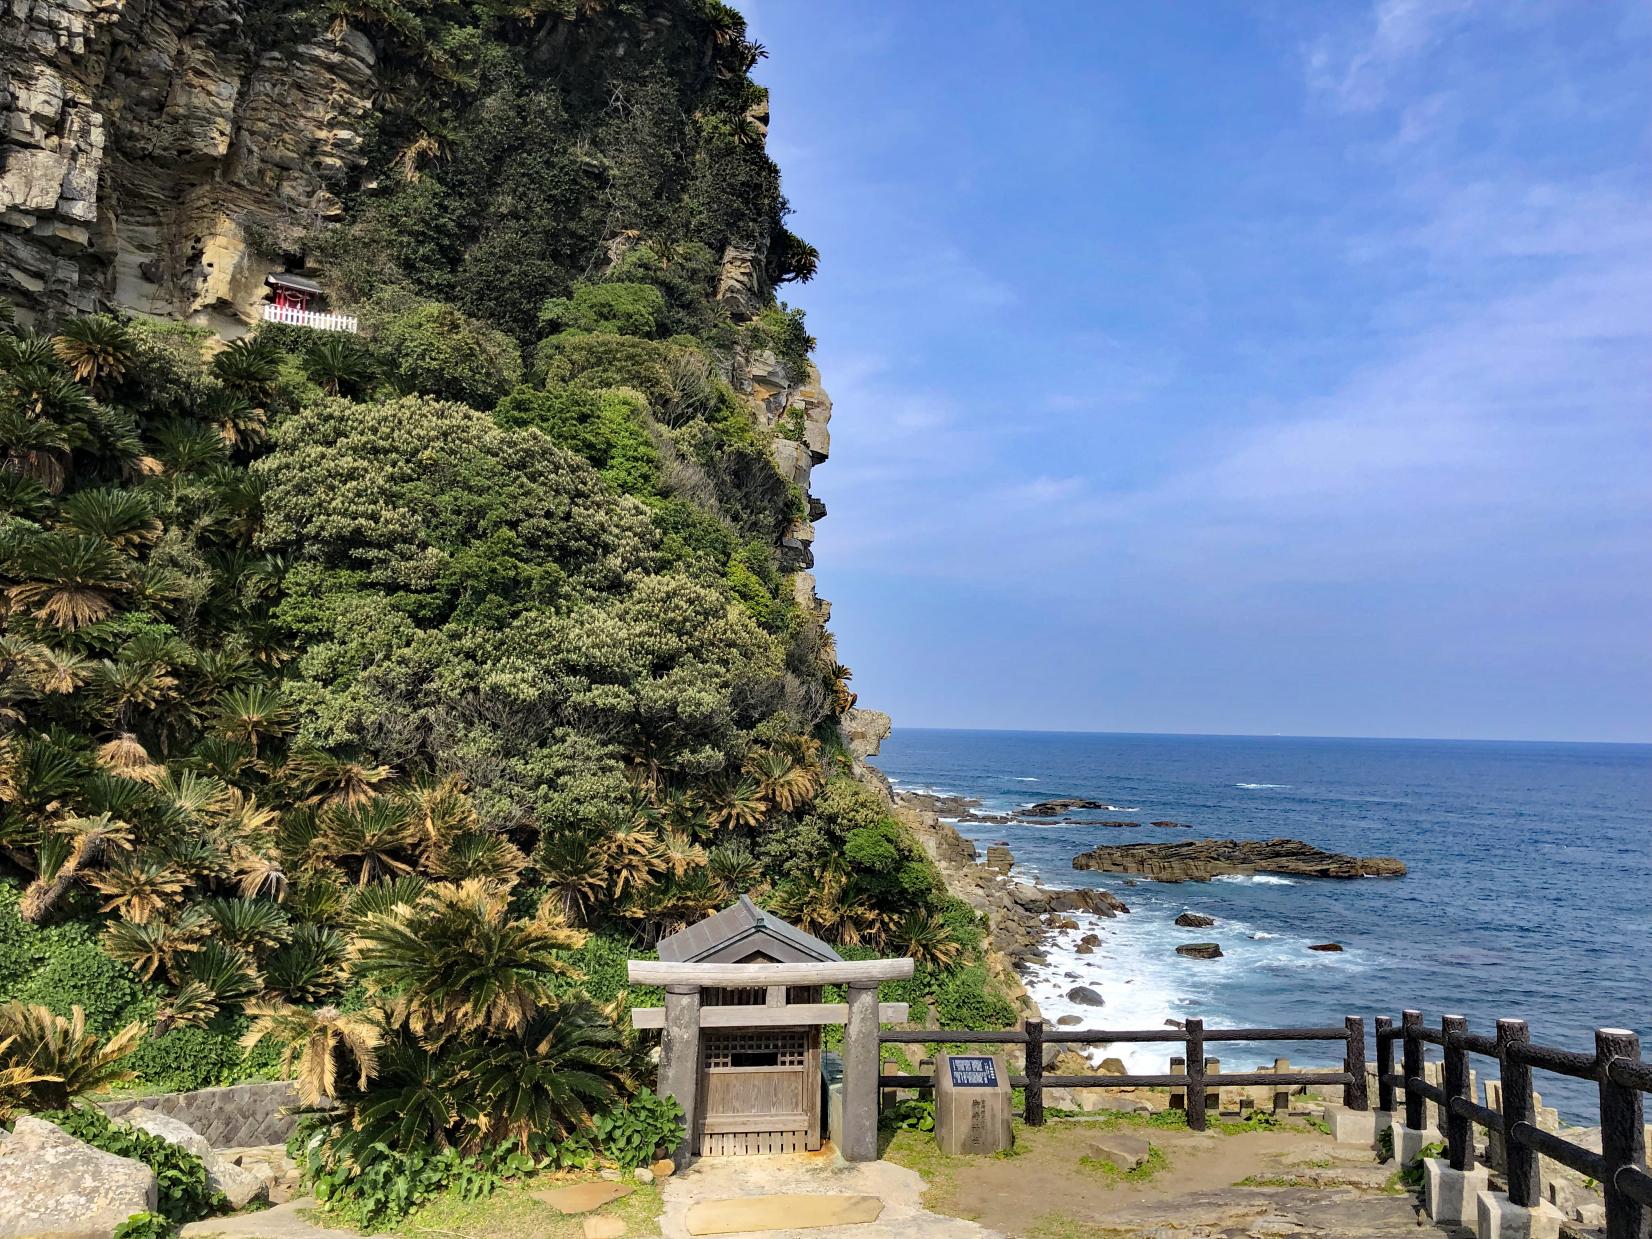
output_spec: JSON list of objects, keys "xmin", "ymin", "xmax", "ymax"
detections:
[
  {"xmin": 374, "ymin": 1174, "xmax": 664, "ymax": 1239},
  {"xmin": 1077, "ymin": 1145, "xmax": 1169, "ymax": 1184}
]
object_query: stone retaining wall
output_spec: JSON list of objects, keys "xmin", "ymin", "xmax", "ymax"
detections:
[{"xmin": 98, "ymin": 1081, "xmax": 299, "ymax": 1149}]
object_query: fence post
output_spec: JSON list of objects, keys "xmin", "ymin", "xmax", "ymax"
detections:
[
  {"xmin": 1169, "ymin": 1055, "xmax": 1186, "ymax": 1110},
  {"xmin": 1402, "ymin": 1009, "xmax": 1425, "ymax": 1131},
  {"xmin": 1497, "ymin": 1018, "xmax": 1538, "ymax": 1208},
  {"xmin": 1272, "ymin": 1057, "xmax": 1291, "ymax": 1115},
  {"xmin": 1344, "ymin": 1014, "xmax": 1369, "ymax": 1111},
  {"xmin": 1442, "ymin": 1014, "xmax": 1474, "ymax": 1172},
  {"xmin": 1024, "ymin": 1019, "xmax": 1045, "ymax": 1127},
  {"xmin": 1595, "ymin": 1028, "xmax": 1646, "ymax": 1239},
  {"xmin": 1375, "ymin": 1016, "xmax": 1394, "ymax": 1112},
  {"xmin": 1185, "ymin": 1017, "xmax": 1207, "ymax": 1132}
]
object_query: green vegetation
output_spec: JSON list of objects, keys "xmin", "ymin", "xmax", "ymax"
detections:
[{"xmin": 0, "ymin": 0, "xmax": 1017, "ymax": 1218}]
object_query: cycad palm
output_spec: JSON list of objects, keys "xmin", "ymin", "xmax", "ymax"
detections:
[
  {"xmin": 88, "ymin": 854, "xmax": 187, "ymax": 923},
  {"xmin": 240, "ymin": 1001, "xmax": 381, "ymax": 1107},
  {"xmin": 0, "ymin": 1002, "xmax": 142, "ymax": 1110},
  {"xmin": 535, "ymin": 825, "xmax": 608, "ymax": 923},
  {"xmin": 303, "ymin": 336, "xmax": 376, "ymax": 397},
  {"xmin": 56, "ymin": 487, "xmax": 161, "ymax": 552},
  {"xmin": 318, "ymin": 799, "xmax": 419, "ymax": 885},
  {"xmin": 746, "ymin": 748, "xmax": 819, "ymax": 813},
  {"xmin": 892, "ymin": 909, "xmax": 963, "ymax": 969},
  {"xmin": 212, "ymin": 683, "xmax": 291, "ymax": 756},
  {"xmin": 5, "ymin": 532, "xmax": 128, "ymax": 629},
  {"xmin": 705, "ymin": 774, "xmax": 765, "ymax": 833},
  {"xmin": 351, "ymin": 879, "xmax": 585, "ymax": 1046},
  {"xmin": 51, "ymin": 315, "xmax": 135, "ymax": 389}
]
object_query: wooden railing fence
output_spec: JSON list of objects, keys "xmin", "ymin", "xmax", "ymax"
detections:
[
  {"xmin": 1382, "ymin": 1010, "xmax": 1652, "ymax": 1239},
  {"xmin": 878, "ymin": 1010, "xmax": 1651, "ymax": 1238},
  {"xmin": 878, "ymin": 1015, "xmax": 1367, "ymax": 1131}
]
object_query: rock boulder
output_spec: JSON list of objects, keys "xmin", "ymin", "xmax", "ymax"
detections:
[
  {"xmin": 0, "ymin": 1116, "xmax": 157, "ymax": 1239},
  {"xmin": 1176, "ymin": 942, "xmax": 1223, "ymax": 960}
]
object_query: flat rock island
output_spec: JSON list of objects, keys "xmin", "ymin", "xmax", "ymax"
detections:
[{"xmin": 1071, "ymin": 837, "xmax": 1406, "ymax": 881}]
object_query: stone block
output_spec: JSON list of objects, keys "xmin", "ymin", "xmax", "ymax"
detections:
[
  {"xmin": 583, "ymin": 1217, "xmax": 626, "ymax": 1239},
  {"xmin": 934, "ymin": 1053, "xmax": 1013, "ymax": 1156},
  {"xmin": 685, "ymin": 1194, "xmax": 883, "ymax": 1235},
  {"xmin": 1423, "ymin": 1158, "xmax": 1490, "ymax": 1226},
  {"xmin": 1391, "ymin": 1123, "xmax": 1443, "ymax": 1166},
  {"xmin": 1085, "ymin": 1132, "xmax": 1150, "ymax": 1170},
  {"xmin": 1475, "ymin": 1191, "xmax": 1564, "ymax": 1239},
  {"xmin": 534, "ymin": 1182, "xmax": 634, "ymax": 1214},
  {"xmin": 1324, "ymin": 1104, "xmax": 1382, "ymax": 1145}
]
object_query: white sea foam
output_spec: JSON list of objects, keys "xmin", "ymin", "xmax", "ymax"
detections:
[
  {"xmin": 1248, "ymin": 931, "xmax": 1277, "ymax": 939},
  {"xmin": 1212, "ymin": 874, "xmax": 1296, "ymax": 886},
  {"xmin": 1236, "ymin": 782, "xmax": 1292, "ymax": 789},
  {"xmin": 1012, "ymin": 776, "xmax": 1039, "ymax": 781}
]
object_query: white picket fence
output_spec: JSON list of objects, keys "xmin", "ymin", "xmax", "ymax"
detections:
[{"xmin": 261, "ymin": 303, "xmax": 358, "ymax": 333}]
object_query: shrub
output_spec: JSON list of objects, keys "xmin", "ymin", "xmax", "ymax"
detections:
[
  {"xmin": 124, "ymin": 1020, "xmax": 258, "ymax": 1094},
  {"xmin": 934, "ymin": 965, "xmax": 1017, "ymax": 1030},
  {"xmin": 538, "ymin": 283, "xmax": 666, "ymax": 338},
  {"xmin": 113, "ymin": 1213, "xmax": 172, "ymax": 1239},
  {"xmin": 364, "ymin": 293, "xmax": 522, "ymax": 409},
  {"xmin": 590, "ymin": 1089, "xmax": 684, "ymax": 1168}
]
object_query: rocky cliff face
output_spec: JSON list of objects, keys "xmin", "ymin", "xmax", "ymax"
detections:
[
  {"xmin": 0, "ymin": 0, "xmax": 849, "ymax": 692},
  {"xmin": 1, "ymin": 0, "xmax": 375, "ymax": 331}
]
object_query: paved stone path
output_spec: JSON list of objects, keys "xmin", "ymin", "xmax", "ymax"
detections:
[
  {"xmin": 658, "ymin": 1152, "xmax": 1000, "ymax": 1239},
  {"xmin": 179, "ymin": 1198, "xmax": 383, "ymax": 1239}
]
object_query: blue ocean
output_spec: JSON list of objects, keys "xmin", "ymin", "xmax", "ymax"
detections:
[{"xmin": 872, "ymin": 728, "xmax": 1652, "ymax": 1120}]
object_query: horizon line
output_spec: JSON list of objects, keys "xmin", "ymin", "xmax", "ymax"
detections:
[{"xmin": 879, "ymin": 723, "xmax": 1652, "ymax": 748}]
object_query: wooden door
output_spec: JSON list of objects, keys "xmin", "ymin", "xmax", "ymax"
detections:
[{"xmin": 696, "ymin": 1029, "xmax": 814, "ymax": 1155}]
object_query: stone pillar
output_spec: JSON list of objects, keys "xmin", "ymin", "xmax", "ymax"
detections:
[
  {"xmin": 1273, "ymin": 1057, "xmax": 1291, "ymax": 1114},
  {"xmin": 660, "ymin": 984, "xmax": 701, "ymax": 1167},
  {"xmin": 841, "ymin": 981, "xmax": 880, "ymax": 1162}
]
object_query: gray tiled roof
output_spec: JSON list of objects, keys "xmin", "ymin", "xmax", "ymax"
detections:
[{"xmin": 655, "ymin": 894, "xmax": 842, "ymax": 964}]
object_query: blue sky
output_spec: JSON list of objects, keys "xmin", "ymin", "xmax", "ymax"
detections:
[{"xmin": 740, "ymin": 1, "xmax": 1652, "ymax": 743}]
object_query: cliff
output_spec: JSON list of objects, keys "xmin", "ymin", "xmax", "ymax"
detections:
[{"xmin": 1, "ymin": 0, "xmax": 376, "ymax": 329}]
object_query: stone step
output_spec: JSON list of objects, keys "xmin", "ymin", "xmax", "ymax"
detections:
[{"xmin": 684, "ymin": 1193, "xmax": 885, "ymax": 1235}]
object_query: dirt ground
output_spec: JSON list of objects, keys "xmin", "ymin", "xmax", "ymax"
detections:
[{"xmin": 881, "ymin": 1110, "xmax": 1460, "ymax": 1239}]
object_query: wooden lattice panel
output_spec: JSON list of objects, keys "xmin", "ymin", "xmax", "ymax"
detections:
[
  {"xmin": 703, "ymin": 1030, "xmax": 807, "ymax": 1068},
  {"xmin": 699, "ymin": 1129, "xmax": 805, "ymax": 1157}
]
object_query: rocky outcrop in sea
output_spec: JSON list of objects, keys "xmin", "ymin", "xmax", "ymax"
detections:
[{"xmin": 1071, "ymin": 837, "xmax": 1406, "ymax": 882}]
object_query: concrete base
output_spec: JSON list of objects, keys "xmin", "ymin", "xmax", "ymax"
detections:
[
  {"xmin": 1423, "ymin": 1159, "xmax": 1491, "ymax": 1227},
  {"xmin": 1324, "ymin": 1104, "xmax": 1388, "ymax": 1146},
  {"xmin": 1475, "ymin": 1191, "xmax": 1564, "ymax": 1239},
  {"xmin": 1391, "ymin": 1123, "xmax": 1443, "ymax": 1165}
]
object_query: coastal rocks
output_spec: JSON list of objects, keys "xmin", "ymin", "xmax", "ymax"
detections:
[
  {"xmin": 0, "ymin": 1115, "xmax": 157, "ymax": 1238},
  {"xmin": 1175, "ymin": 912, "xmax": 1216, "ymax": 928},
  {"xmin": 1072, "ymin": 838, "xmax": 1407, "ymax": 882},
  {"xmin": 1024, "ymin": 798, "xmax": 1114, "ymax": 815},
  {"xmin": 984, "ymin": 844, "xmax": 1014, "ymax": 874},
  {"xmin": 1066, "ymin": 986, "xmax": 1105, "ymax": 1006},
  {"xmin": 1046, "ymin": 888, "xmax": 1129, "ymax": 917},
  {"xmin": 1309, "ymin": 943, "xmax": 1344, "ymax": 952},
  {"xmin": 1056, "ymin": 1015, "xmax": 1083, "ymax": 1026},
  {"xmin": 1150, "ymin": 820, "xmax": 1192, "ymax": 828},
  {"xmin": 1176, "ymin": 943, "xmax": 1223, "ymax": 960},
  {"xmin": 837, "ymin": 708, "xmax": 890, "ymax": 763}
]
